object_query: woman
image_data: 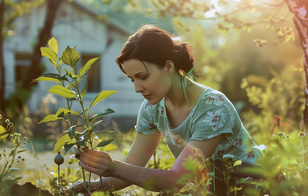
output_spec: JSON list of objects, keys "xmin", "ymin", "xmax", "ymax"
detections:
[{"xmin": 68, "ymin": 25, "xmax": 262, "ymax": 195}]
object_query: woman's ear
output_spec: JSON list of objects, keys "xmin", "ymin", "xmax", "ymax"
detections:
[{"xmin": 165, "ymin": 60, "xmax": 175, "ymax": 74}]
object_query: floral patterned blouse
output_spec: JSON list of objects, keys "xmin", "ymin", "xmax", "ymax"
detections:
[{"xmin": 135, "ymin": 86, "xmax": 262, "ymax": 166}]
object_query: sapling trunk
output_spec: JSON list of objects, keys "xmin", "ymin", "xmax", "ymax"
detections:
[
  {"xmin": 57, "ymin": 165, "xmax": 61, "ymax": 189},
  {"xmin": 54, "ymin": 152, "xmax": 64, "ymax": 191}
]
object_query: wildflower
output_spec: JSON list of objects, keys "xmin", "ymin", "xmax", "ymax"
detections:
[
  {"xmin": 277, "ymin": 132, "xmax": 285, "ymax": 138},
  {"xmin": 298, "ymin": 132, "xmax": 306, "ymax": 138}
]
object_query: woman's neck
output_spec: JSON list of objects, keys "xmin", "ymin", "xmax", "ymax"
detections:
[{"xmin": 165, "ymin": 76, "xmax": 192, "ymax": 109}]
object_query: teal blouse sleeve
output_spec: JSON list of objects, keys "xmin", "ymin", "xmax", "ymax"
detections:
[
  {"xmin": 135, "ymin": 100, "xmax": 160, "ymax": 135},
  {"xmin": 190, "ymin": 92, "xmax": 236, "ymax": 141}
]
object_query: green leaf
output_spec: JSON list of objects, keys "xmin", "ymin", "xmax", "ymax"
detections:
[
  {"xmin": 78, "ymin": 57, "xmax": 100, "ymax": 78},
  {"xmin": 0, "ymin": 133, "xmax": 9, "ymax": 141},
  {"xmin": 92, "ymin": 120, "xmax": 104, "ymax": 129},
  {"xmin": 16, "ymin": 149, "xmax": 27, "ymax": 154},
  {"xmin": 48, "ymin": 37, "xmax": 59, "ymax": 53},
  {"xmin": 233, "ymin": 160, "xmax": 242, "ymax": 167},
  {"xmin": 68, "ymin": 126, "xmax": 76, "ymax": 139},
  {"xmin": 89, "ymin": 90, "xmax": 117, "ymax": 109},
  {"xmin": 39, "ymin": 108, "xmax": 80, "ymax": 124},
  {"xmin": 64, "ymin": 143, "xmax": 76, "ymax": 155},
  {"xmin": 41, "ymin": 73, "xmax": 68, "ymax": 81},
  {"xmin": 64, "ymin": 67, "xmax": 77, "ymax": 79},
  {"xmin": 95, "ymin": 138, "xmax": 114, "ymax": 149},
  {"xmin": 7, "ymin": 168, "xmax": 19, "ymax": 173},
  {"xmin": 89, "ymin": 108, "xmax": 115, "ymax": 121},
  {"xmin": 81, "ymin": 86, "xmax": 86, "ymax": 99},
  {"xmin": 56, "ymin": 108, "xmax": 80, "ymax": 116},
  {"xmin": 53, "ymin": 134, "xmax": 76, "ymax": 153},
  {"xmin": 66, "ymin": 82, "xmax": 74, "ymax": 90},
  {"xmin": 32, "ymin": 76, "xmax": 60, "ymax": 84},
  {"xmin": 41, "ymin": 47, "xmax": 58, "ymax": 66},
  {"xmin": 48, "ymin": 85, "xmax": 77, "ymax": 98},
  {"xmin": 38, "ymin": 114, "xmax": 63, "ymax": 124},
  {"xmin": 0, "ymin": 125, "xmax": 7, "ymax": 134},
  {"xmin": 62, "ymin": 46, "xmax": 80, "ymax": 68}
]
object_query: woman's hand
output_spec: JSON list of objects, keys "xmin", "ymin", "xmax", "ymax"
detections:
[{"xmin": 78, "ymin": 148, "xmax": 116, "ymax": 177}]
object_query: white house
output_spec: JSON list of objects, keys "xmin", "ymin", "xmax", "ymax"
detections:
[{"xmin": 3, "ymin": 0, "xmax": 145, "ymax": 131}]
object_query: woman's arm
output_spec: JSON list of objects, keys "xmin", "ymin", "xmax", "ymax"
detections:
[
  {"xmin": 79, "ymin": 134, "xmax": 223, "ymax": 193},
  {"xmin": 79, "ymin": 132, "xmax": 162, "ymax": 191}
]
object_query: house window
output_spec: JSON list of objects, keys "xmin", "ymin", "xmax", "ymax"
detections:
[
  {"xmin": 81, "ymin": 54, "xmax": 101, "ymax": 93},
  {"xmin": 15, "ymin": 53, "xmax": 32, "ymax": 87}
]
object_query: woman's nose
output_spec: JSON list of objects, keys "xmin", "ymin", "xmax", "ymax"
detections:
[{"xmin": 134, "ymin": 82, "xmax": 144, "ymax": 93}]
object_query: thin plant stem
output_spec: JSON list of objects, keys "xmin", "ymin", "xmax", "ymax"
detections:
[
  {"xmin": 153, "ymin": 150, "xmax": 158, "ymax": 168},
  {"xmin": 100, "ymin": 176, "xmax": 103, "ymax": 188},
  {"xmin": 60, "ymin": 80, "xmax": 73, "ymax": 125},
  {"xmin": 58, "ymin": 165, "xmax": 61, "ymax": 190},
  {"xmin": 82, "ymin": 167, "xmax": 87, "ymax": 189},
  {"xmin": 301, "ymin": 137, "xmax": 306, "ymax": 180}
]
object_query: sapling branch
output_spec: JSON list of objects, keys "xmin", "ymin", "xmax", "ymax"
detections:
[{"xmin": 39, "ymin": 38, "xmax": 117, "ymax": 195}]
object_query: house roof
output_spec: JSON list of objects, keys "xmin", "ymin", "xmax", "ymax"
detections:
[
  {"xmin": 71, "ymin": 0, "xmax": 134, "ymax": 35},
  {"xmin": 73, "ymin": 0, "xmax": 173, "ymax": 35}
]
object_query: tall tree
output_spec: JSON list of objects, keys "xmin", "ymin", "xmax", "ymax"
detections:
[
  {"xmin": 0, "ymin": 0, "xmax": 5, "ymax": 112},
  {"xmin": 0, "ymin": 0, "xmax": 62, "ymax": 116},
  {"xmin": 22, "ymin": 0, "xmax": 62, "ymax": 90},
  {"xmin": 286, "ymin": 0, "xmax": 308, "ymax": 132},
  {"xmin": 0, "ymin": 0, "xmax": 46, "ymax": 112}
]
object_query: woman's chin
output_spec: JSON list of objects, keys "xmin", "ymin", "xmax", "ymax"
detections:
[{"xmin": 146, "ymin": 97, "xmax": 163, "ymax": 105}]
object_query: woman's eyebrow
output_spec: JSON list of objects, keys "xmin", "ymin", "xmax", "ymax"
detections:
[{"xmin": 127, "ymin": 72, "xmax": 147, "ymax": 79}]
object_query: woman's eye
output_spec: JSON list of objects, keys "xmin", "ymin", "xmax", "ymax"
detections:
[{"xmin": 139, "ymin": 75, "xmax": 148, "ymax": 80}]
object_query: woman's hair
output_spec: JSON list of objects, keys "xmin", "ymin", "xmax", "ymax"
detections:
[{"xmin": 115, "ymin": 25, "xmax": 194, "ymax": 74}]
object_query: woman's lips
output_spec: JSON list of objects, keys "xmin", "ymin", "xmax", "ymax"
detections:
[{"xmin": 143, "ymin": 94, "xmax": 151, "ymax": 99}]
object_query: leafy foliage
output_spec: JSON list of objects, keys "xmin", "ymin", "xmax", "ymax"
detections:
[
  {"xmin": 36, "ymin": 37, "xmax": 117, "ymax": 154},
  {"xmin": 36, "ymin": 37, "xmax": 117, "ymax": 191},
  {"xmin": 0, "ymin": 116, "xmax": 27, "ymax": 195}
]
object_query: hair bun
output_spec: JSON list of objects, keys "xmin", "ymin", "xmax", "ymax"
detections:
[{"xmin": 173, "ymin": 43, "xmax": 194, "ymax": 73}]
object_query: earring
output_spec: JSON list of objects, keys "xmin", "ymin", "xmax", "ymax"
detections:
[{"xmin": 179, "ymin": 66, "xmax": 194, "ymax": 107}]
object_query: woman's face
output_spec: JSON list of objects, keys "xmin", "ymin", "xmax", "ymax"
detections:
[{"xmin": 122, "ymin": 59, "xmax": 172, "ymax": 105}]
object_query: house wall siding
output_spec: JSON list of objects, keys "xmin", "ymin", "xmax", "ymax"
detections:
[{"xmin": 3, "ymin": 1, "xmax": 143, "ymax": 130}]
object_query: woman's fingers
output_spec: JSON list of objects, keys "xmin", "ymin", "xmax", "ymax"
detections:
[
  {"xmin": 78, "ymin": 149, "xmax": 112, "ymax": 165},
  {"xmin": 80, "ymin": 160, "xmax": 109, "ymax": 176},
  {"xmin": 76, "ymin": 149, "xmax": 114, "ymax": 177},
  {"xmin": 79, "ymin": 152, "xmax": 101, "ymax": 164}
]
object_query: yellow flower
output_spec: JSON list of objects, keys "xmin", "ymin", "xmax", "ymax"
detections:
[{"xmin": 0, "ymin": 125, "xmax": 9, "ymax": 141}]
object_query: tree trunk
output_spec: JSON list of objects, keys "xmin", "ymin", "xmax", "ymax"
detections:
[
  {"xmin": 286, "ymin": 0, "xmax": 308, "ymax": 132},
  {"xmin": 0, "ymin": 0, "xmax": 5, "ymax": 112},
  {"xmin": 22, "ymin": 0, "xmax": 62, "ymax": 90}
]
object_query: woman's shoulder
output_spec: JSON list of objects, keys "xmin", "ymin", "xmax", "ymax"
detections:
[
  {"xmin": 192, "ymin": 85, "xmax": 235, "ymax": 111},
  {"xmin": 196, "ymin": 85, "xmax": 226, "ymax": 102}
]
